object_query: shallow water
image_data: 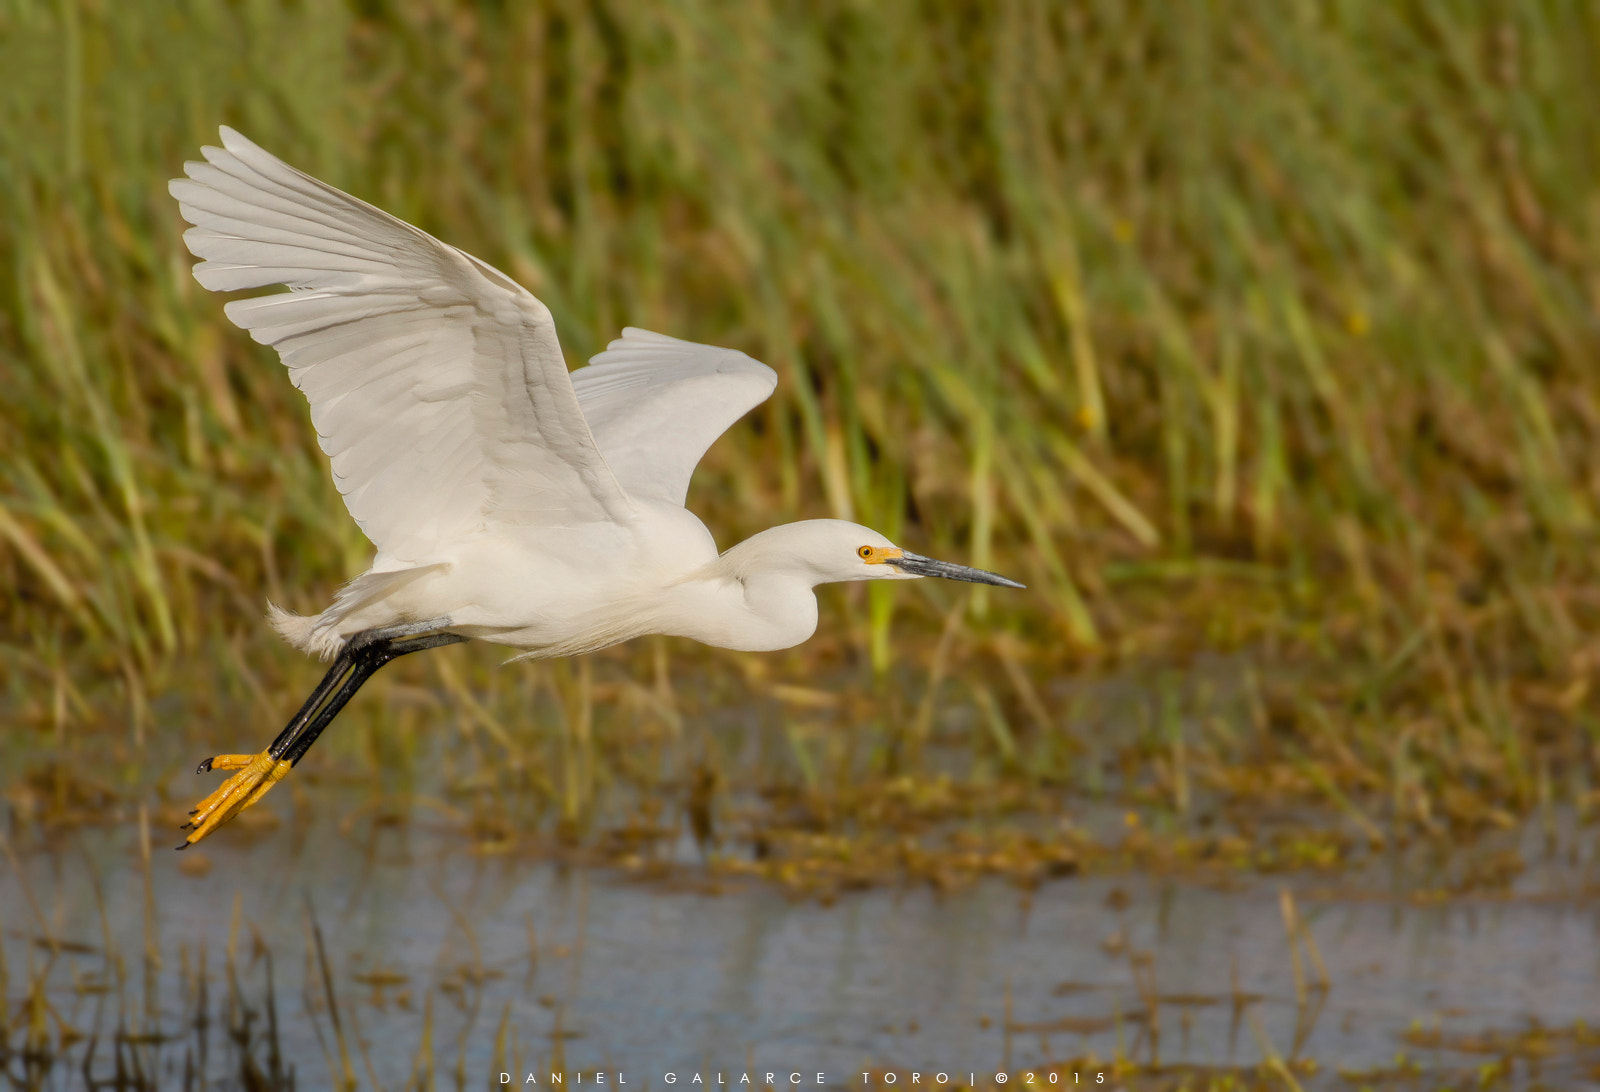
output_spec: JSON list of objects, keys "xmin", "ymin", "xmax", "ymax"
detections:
[{"xmin": 5, "ymin": 814, "xmax": 1600, "ymax": 1090}]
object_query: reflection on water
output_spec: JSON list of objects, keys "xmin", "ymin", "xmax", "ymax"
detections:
[{"xmin": 4, "ymin": 814, "xmax": 1600, "ymax": 1089}]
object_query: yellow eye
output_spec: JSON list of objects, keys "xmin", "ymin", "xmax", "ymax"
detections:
[{"xmin": 858, "ymin": 545, "xmax": 873, "ymax": 559}]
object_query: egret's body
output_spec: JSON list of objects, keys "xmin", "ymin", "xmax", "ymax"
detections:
[
  {"xmin": 287, "ymin": 512, "xmax": 876, "ymax": 658},
  {"xmin": 169, "ymin": 129, "xmax": 1021, "ymax": 846}
]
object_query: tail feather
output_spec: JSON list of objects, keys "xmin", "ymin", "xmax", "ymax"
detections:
[
  {"xmin": 266, "ymin": 562, "xmax": 449, "ymax": 660},
  {"xmin": 267, "ymin": 602, "xmax": 345, "ymax": 660}
]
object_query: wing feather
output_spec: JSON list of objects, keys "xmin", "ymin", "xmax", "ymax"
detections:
[
  {"xmin": 571, "ymin": 328, "xmax": 777, "ymax": 506},
  {"xmin": 170, "ymin": 127, "xmax": 631, "ymax": 562}
]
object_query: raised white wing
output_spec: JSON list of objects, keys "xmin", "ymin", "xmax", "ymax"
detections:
[
  {"xmin": 571, "ymin": 329, "xmax": 777, "ymax": 506},
  {"xmin": 169, "ymin": 127, "xmax": 632, "ymax": 563}
]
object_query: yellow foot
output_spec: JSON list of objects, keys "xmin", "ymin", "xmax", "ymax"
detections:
[{"xmin": 178, "ymin": 751, "xmax": 292, "ymax": 848}]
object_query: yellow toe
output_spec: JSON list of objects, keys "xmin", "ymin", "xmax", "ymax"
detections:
[
  {"xmin": 201, "ymin": 753, "xmax": 260, "ymax": 773},
  {"xmin": 180, "ymin": 751, "xmax": 292, "ymax": 847}
]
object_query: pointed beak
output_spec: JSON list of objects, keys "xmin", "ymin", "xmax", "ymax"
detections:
[{"xmin": 888, "ymin": 551, "xmax": 1026, "ymax": 589}]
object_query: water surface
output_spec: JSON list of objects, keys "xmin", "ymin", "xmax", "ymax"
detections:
[{"xmin": 5, "ymin": 815, "xmax": 1599, "ymax": 1089}]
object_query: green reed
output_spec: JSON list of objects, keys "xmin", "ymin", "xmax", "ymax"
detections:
[{"xmin": 3, "ymin": 1, "xmax": 1600, "ymax": 848}]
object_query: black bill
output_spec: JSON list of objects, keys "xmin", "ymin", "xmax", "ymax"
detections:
[{"xmin": 889, "ymin": 551, "xmax": 1026, "ymax": 588}]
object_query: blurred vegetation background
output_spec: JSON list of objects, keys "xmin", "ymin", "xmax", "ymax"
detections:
[{"xmin": 3, "ymin": 1, "xmax": 1600, "ymax": 862}]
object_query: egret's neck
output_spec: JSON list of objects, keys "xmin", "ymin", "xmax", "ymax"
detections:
[{"xmin": 658, "ymin": 525, "xmax": 824, "ymax": 653}]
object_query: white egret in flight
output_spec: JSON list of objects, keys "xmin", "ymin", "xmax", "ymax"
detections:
[{"xmin": 169, "ymin": 128, "xmax": 1022, "ymax": 847}]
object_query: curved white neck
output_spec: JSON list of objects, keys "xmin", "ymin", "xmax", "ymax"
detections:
[{"xmin": 656, "ymin": 525, "xmax": 827, "ymax": 652}]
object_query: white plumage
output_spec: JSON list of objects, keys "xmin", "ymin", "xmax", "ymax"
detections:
[
  {"xmin": 173, "ymin": 128, "xmax": 640, "ymax": 561},
  {"xmin": 170, "ymin": 127, "xmax": 1021, "ymax": 846},
  {"xmin": 573, "ymin": 328, "xmax": 776, "ymax": 506}
]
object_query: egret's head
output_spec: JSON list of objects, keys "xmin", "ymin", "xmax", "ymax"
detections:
[
  {"xmin": 851, "ymin": 537, "xmax": 1024, "ymax": 588},
  {"xmin": 760, "ymin": 519, "xmax": 1024, "ymax": 589}
]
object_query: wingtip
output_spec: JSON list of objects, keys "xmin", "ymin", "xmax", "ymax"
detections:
[{"xmin": 213, "ymin": 126, "xmax": 271, "ymax": 165}]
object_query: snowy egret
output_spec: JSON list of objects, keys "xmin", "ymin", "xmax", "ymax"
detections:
[{"xmin": 169, "ymin": 128, "xmax": 1023, "ymax": 847}]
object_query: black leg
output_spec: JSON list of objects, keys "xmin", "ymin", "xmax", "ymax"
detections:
[
  {"xmin": 274, "ymin": 653, "xmax": 383, "ymax": 766},
  {"xmin": 193, "ymin": 643, "xmax": 361, "ymax": 775},
  {"xmin": 178, "ymin": 622, "xmax": 467, "ymax": 847},
  {"xmin": 198, "ymin": 622, "xmax": 470, "ymax": 776},
  {"xmin": 270, "ymin": 629, "xmax": 468, "ymax": 768}
]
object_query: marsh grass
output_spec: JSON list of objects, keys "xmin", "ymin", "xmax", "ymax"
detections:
[{"xmin": 4, "ymin": 3, "xmax": 1600, "ymax": 872}]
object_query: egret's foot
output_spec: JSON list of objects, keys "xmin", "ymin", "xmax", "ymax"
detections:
[{"xmin": 179, "ymin": 751, "xmax": 291, "ymax": 848}]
